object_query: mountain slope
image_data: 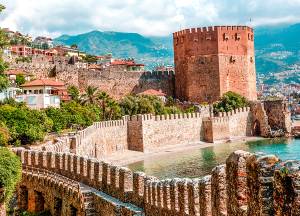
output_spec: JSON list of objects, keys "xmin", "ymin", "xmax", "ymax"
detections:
[{"xmin": 54, "ymin": 30, "xmax": 174, "ymax": 68}]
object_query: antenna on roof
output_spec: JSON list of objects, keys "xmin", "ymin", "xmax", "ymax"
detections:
[{"xmin": 249, "ymin": 18, "xmax": 253, "ymax": 27}]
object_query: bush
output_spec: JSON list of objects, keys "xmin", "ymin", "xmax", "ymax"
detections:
[
  {"xmin": 67, "ymin": 85, "xmax": 80, "ymax": 102},
  {"xmin": 120, "ymin": 95, "xmax": 166, "ymax": 115},
  {"xmin": 213, "ymin": 91, "xmax": 248, "ymax": 114},
  {"xmin": 0, "ymin": 104, "xmax": 53, "ymax": 145},
  {"xmin": 15, "ymin": 74, "xmax": 26, "ymax": 86},
  {"xmin": 0, "ymin": 148, "xmax": 22, "ymax": 205},
  {"xmin": 0, "ymin": 122, "xmax": 10, "ymax": 146},
  {"xmin": 46, "ymin": 102, "xmax": 102, "ymax": 132}
]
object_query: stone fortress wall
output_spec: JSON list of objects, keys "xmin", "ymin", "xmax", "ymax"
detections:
[
  {"xmin": 9, "ymin": 61, "xmax": 175, "ymax": 99},
  {"xmin": 27, "ymin": 100, "xmax": 291, "ymax": 162},
  {"xmin": 203, "ymin": 107, "xmax": 252, "ymax": 142},
  {"xmin": 15, "ymin": 146, "xmax": 300, "ymax": 216}
]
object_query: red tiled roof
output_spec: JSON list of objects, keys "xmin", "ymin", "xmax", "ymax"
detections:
[
  {"xmin": 88, "ymin": 64, "xmax": 101, "ymax": 69},
  {"xmin": 4, "ymin": 69, "xmax": 26, "ymax": 75},
  {"xmin": 138, "ymin": 89, "xmax": 166, "ymax": 97},
  {"xmin": 21, "ymin": 79, "xmax": 65, "ymax": 87},
  {"xmin": 111, "ymin": 60, "xmax": 144, "ymax": 66}
]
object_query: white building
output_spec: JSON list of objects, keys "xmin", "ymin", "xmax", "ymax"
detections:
[
  {"xmin": 16, "ymin": 79, "xmax": 67, "ymax": 109},
  {"xmin": 33, "ymin": 36, "xmax": 54, "ymax": 49},
  {"xmin": 0, "ymin": 87, "xmax": 21, "ymax": 101}
]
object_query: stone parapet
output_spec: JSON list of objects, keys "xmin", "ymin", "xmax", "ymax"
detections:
[{"xmin": 14, "ymin": 148, "xmax": 300, "ymax": 216}]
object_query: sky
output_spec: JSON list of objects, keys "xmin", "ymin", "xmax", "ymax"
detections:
[{"xmin": 1, "ymin": 0, "xmax": 300, "ymax": 38}]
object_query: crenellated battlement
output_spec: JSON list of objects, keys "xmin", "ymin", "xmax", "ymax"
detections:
[
  {"xmin": 203, "ymin": 106, "xmax": 252, "ymax": 142},
  {"xmin": 173, "ymin": 26, "xmax": 253, "ymax": 38},
  {"xmin": 30, "ymin": 101, "xmax": 290, "ymax": 160},
  {"xmin": 216, "ymin": 106, "xmax": 251, "ymax": 117},
  {"xmin": 15, "ymin": 149, "xmax": 300, "ymax": 216}
]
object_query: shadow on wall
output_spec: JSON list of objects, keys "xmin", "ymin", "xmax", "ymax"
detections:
[{"xmin": 131, "ymin": 71, "xmax": 175, "ymax": 96}]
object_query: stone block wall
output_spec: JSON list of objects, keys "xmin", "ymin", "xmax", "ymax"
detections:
[
  {"xmin": 139, "ymin": 112, "xmax": 207, "ymax": 152},
  {"xmin": 203, "ymin": 107, "xmax": 252, "ymax": 142},
  {"xmin": 10, "ymin": 62, "xmax": 175, "ymax": 99},
  {"xmin": 30, "ymin": 102, "xmax": 291, "ymax": 159},
  {"xmin": 127, "ymin": 110, "xmax": 215, "ymax": 153},
  {"xmin": 74, "ymin": 118, "xmax": 128, "ymax": 160},
  {"xmin": 263, "ymin": 100, "xmax": 292, "ymax": 134},
  {"xmin": 251, "ymin": 100, "xmax": 292, "ymax": 137}
]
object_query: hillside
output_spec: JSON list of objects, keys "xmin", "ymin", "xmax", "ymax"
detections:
[
  {"xmin": 54, "ymin": 31, "xmax": 174, "ymax": 68},
  {"xmin": 54, "ymin": 25, "xmax": 300, "ymax": 84}
]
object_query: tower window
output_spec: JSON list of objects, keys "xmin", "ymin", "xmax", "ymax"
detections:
[
  {"xmin": 206, "ymin": 34, "xmax": 212, "ymax": 40},
  {"xmin": 235, "ymin": 33, "xmax": 241, "ymax": 40},
  {"xmin": 224, "ymin": 33, "xmax": 229, "ymax": 40},
  {"xmin": 230, "ymin": 56, "xmax": 236, "ymax": 63}
]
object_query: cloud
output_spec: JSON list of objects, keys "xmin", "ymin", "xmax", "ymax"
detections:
[{"xmin": 1, "ymin": 0, "xmax": 300, "ymax": 38}]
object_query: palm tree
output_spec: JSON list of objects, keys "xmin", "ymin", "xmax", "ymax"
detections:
[
  {"xmin": 106, "ymin": 99, "xmax": 121, "ymax": 120},
  {"xmin": 97, "ymin": 91, "xmax": 110, "ymax": 120},
  {"xmin": 80, "ymin": 86, "xmax": 98, "ymax": 105}
]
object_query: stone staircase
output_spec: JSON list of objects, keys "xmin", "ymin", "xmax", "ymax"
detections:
[{"xmin": 80, "ymin": 186, "xmax": 97, "ymax": 216}]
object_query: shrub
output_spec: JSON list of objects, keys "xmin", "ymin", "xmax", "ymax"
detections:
[
  {"xmin": 15, "ymin": 74, "xmax": 26, "ymax": 86},
  {"xmin": 67, "ymin": 85, "xmax": 80, "ymax": 102},
  {"xmin": 0, "ymin": 122, "xmax": 10, "ymax": 146},
  {"xmin": 213, "ymin": 91, "xmax": 248, "ymax": 114},
  {"xmin": 120, "ymin": 95, "xmax": 166, "ymax": 115},
  {"xmin": 0, "ymin": 104, "xmax": 53, "ymax": 145},
  {"xmin": 0, "ymin": 148, "xmax": 22, "ymax": 205}
]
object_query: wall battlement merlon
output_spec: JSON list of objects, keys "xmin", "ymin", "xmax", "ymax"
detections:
[
  {"xmin": 142, "ymin": 70, "xmax": 175, "ymax": 80},
  {"xmin": 16, "ymin": 148, "xmax": 299, "ymax": 216},
  {"xmin": 128, "ymin": 112, "xmax": 205, "ymax": 122},
  {"xmin": 173, "ymin": 25, "xmax": 253, "ymax": 38},
  {"xmin": 216, "ymin": 106, "xmax": 251, "ymax": 117}
]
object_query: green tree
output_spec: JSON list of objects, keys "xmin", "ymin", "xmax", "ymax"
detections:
[
  {"xmin": 0, "ymin": 122, "xmax": 10, "ymax": 146},
  {"xmin": 0, "ymin": 148, "xmax": 22, "ymax": 214},
  {"xmin": 97, "ymin": 91, "xmax": 110, "ymax": 119},
  {"xmin": 0, "ymin": 75, "xmax": 9, "ymax": 92},
  {"xmin": 0, "ymin": 5, "xmax": 9, "ymax": 93},
  {"xmin": 105, "ymin": 98, "xmax": 122, "ymax": 120},
  {"xmin": 213, "ymin": 91, "xmax": 249, "ymax": 114},
  {"xmin": 45, "ymin": 107, "xmax": 68, "ymax": 132},
  {"xmin": 0, "ymin": 5, "xmax": 5, "ymax": 12},
  {"xmin": 82, "ymin": 54, "xmax": 98, "ymax": 63},
  {"xmin": 15, "ymin": 74, "xmax": 26, "ymax": 86},
  {"xmin": 80, "ymin": 86, "xmax": 98, "ymax": 105},
  {"xmin": 120, "ymin": 95, "xmax": 167, "ymax": 115},
  {"xmin": 70, "ymin": 44, "xmax": 78, "ymax": 49},
  {"xmin": 67, "ymin": 85, "xmax": 80, "ymax": 102},
  {"xmin": 0, "ymin": 104, "xmax": 53, "ymax": 145}
]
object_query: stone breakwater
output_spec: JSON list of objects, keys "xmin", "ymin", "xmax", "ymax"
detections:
[{"xmin": 14, "ymin": 148, "xmax": 300, "ymax": 216}]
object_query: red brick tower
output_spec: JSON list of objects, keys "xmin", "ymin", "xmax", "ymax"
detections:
[{"xmin": 173, "ymin": 26, "xmax": 257, "ymax": 103}]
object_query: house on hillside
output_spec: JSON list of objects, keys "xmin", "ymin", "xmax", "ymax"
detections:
[
  {"xmin": 4, "ymin": 69, "xmax": 31, "ymax": 86},
  {"xmin": 0, "ymin": 69, "xmax": 31, "ymax": 102},
  {"xmin": 16, "ymin": 79, "xmax": 70, "ymax": 109},
  {"xmin": 110, "ymin": 59, "xmax": 145, "ymax": 72}
]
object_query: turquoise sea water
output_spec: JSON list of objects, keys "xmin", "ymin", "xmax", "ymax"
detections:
[{"xmin": 127, "ymin": 138, "xmax": 300, "ymax": 179}]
